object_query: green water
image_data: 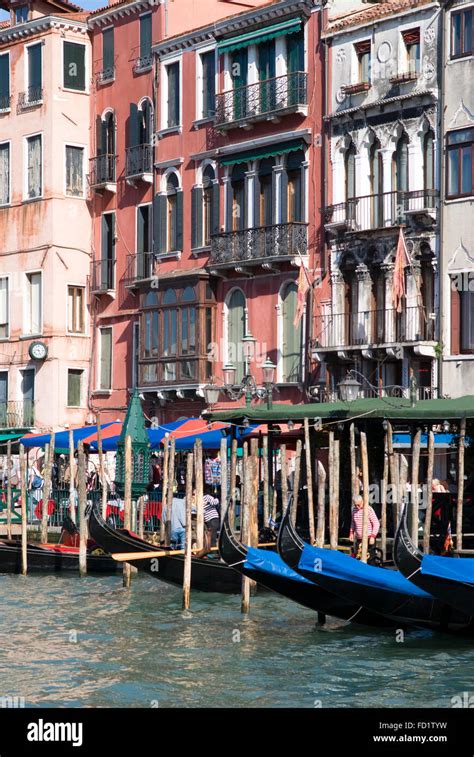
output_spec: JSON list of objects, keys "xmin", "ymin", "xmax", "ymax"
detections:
[{"xmin": 1, "ymin": 573, "xmax": 473, "ymax": 708}]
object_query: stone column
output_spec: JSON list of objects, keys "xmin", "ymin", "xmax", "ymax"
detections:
[
  {"xmin": 383, "ymin": 262, "xmax": 395, "ymax": 343},
  {"xmin": 330, "ymin": 269, "xmax": 345, "ymax": 347},
  {"xmin": 380, "ymin": 148, "xmax": 394, "ymax": 226},
  {"xmin": 356, "ymin": 264, "xmax": 372, "ymax": 344}
]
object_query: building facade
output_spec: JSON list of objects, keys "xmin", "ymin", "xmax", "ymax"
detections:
[{"xmin": 0, "ymin": 0, "xmax": 92, "ymax": 433}]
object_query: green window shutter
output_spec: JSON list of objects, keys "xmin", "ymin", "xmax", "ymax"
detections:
[
  {"xmin": 103, "ymin": 28, "xmax": 114, "ymax": 71},
  {"xmin": 140, "ymin": 14, "xmax": 152, "ymax": 59},
  {"xmin": 153, "ymin": 193, "xmax": 167, "ymax": 254},
  {"xmin": 227, "ymin": 290, "xmax": 246, "ymax": 383},
  {"xmin": 127, "ymin": 102, "xmax": 139, "ymax": 148},
  {"xmin": 175, "ymin": 189, "xmax": 183, "ymax": 251},
  {"xmin": 0, "ymin": 54, "xmax": 9, "ymax": 100},
  {"xmin": 201, "ymin": 51, "xmax": 215, "ymax": 118},
  {"xmin": 191, "ymin": 185, "xmax": 203, "ymax": 249},
  {"xmin": 167, "ymin": 62, "xmax": 180, "ymax": 127},
  {"xmin": 287, "ymin": 30, "xmax": 304, "ymax": 73},
  {"xmin": 67, "ymin": 370, "xmax": 82, "ymax": 407},
  {"xmin": 282, "ymin": 283, "xmax": 301, "ymax": 382},
  {"xmin": 63, "ymin": 42, "xmax": 85, "ymax": 91},
  {"xmin": 28, "ymin": 43, "xmax": 42, "ymax": 90},
  {"xmin": 100, "ymin": 329, "xmax": 112, "ymax": 390},
  {"xmin": 280, "ymin": 170, "xmax": 288, "ymax": 223},
  {"xmin": 211, "ymin": 181, "xmax": 220, "ymax": 236}
]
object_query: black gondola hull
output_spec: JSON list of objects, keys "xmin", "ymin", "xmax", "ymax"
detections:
[{"xmin": 0, "ymin": 541, "xmax": 119, "ymax": 573}]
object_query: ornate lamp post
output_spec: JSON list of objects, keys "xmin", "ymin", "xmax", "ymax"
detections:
[
  {"xmin": 115, "ymin": 388, "xmax": 151, "ymax": 498},
  {"xmin": 337, "ymin": 376, "xmax": 361, "ymax": 402}
]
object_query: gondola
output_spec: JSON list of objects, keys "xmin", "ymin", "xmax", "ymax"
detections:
[
  {"xmin": 278, "ymin": 502, "xmax": 474, "ymax": 635},
  {"xmin": 219, "ymin": 503, "xmax": 394, "ymax": 626},
  {"xmin": 89, "ymin": 502, "xmax": 246, "ymax": 593},
  {"xmin": 394, "ymin": 504, "xmax": 474, "ymax": 617}
]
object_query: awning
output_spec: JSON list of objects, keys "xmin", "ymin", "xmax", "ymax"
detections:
[
  {"xmin": 393, "ymin": 433, "xmax": 461, "ymax": 448},
  {"xmin": 220, "ymin": 138, "xmax": 304, "ymax": 167},
  {"xmin": 0, "ymin": 432, "xmax": 25, "ymax": 444},
  {"xmin": 203, "ymin": 396, "xmax": 474, "ymax": 424},
  {"xmin": 20, "ymin": 422, "xmax": 118, "ymax": 451},
  {"xmin": 217, "ymin": 18, "xmax": 301, "ymax": 55}
]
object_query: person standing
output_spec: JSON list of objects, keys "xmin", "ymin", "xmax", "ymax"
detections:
[
  {"xmin": 202, "ymin": 485, "xmax": 220, "ymax": 549},
  {"xmin": 349, "ymin": 494, "xmax": 380, "ymax": 557},
  {"xmin": 161, "ymin": 481, "xmax": 187, "ymax": 549}
]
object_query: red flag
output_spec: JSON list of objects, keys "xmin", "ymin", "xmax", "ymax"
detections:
[
  {"xmin": 294, "ymin": 261, "xmax": 311, "ymax": 327},
  {"xmin": 392, "ymin": 228, "xmax": 410, "ymax": 314}
]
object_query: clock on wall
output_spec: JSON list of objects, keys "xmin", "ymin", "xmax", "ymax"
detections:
[{"xmin": 28, "ymin": 341, "xmax": 48, "ymax": 361}]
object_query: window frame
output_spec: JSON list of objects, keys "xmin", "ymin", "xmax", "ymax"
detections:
[
  {"xmin": 139, "ymin": 12, "xmax": 152, "ymax": 61},
  {"xmin": 62, "ymin": 39, "xmax": 87, "ymax": 93},
  {"xmin": 15, "ymin": 5, "xmax": 29, "ymax": 24},
  {"xmin": 64, "ymin": 142, "xmax": 86, "ymax": 198},
  {"xmin": 67, "ymin": 284, "xmax": 86, "ymax": 335},
  {"xmin": 160, "ymin": 54, "xmax": 182, "ymax": 131},
  {"xmin": 354, "ymin": 39, "xmax": 371, "ymax": 84},
  {"xmin": 446, "ymin": 127, "xmax": 474, "ymax": 199},
  {"xmin": 0, "ymin": 140, "xmax": 11, "ymax": 206},
  {"xmin": 24, "ymin": 132, "xmax": 43, "ymax": 201},
  {"xmin": 451, "ymin": 7, "xmax": 474, "ymax": 60},
  {"xmin": 97, "ymin": 325, "xmax": 113, "ymax": 392},
  {"xmin": 23, "ymin": 269, "xmax": 43, "ymax": 337},
  {"xmin": 101, "ymin": 26, "xmax": 115, "ymax": 74},
  {"xmin": 402, "ymin": 28, "xmax": 421, "ymax": 75},
  {"xmin": 196, "ymin": 45, "xmax": 217, "ymax": 121},
  {"xmin": 0, "ymin": 274, "xmax": 10, "ymax": 340},
  {"xmin": 0, "ymin": 51, "xmax": 10, "ymax": 112},
  {"xmin": 66, "ymin": 368, "xmax": 84, "ymax": 408},
  {"xmin": 24, "ymin": 40, "xmax": 43, "ymax": 99}
]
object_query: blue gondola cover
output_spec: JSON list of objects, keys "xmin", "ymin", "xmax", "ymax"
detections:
[
  {"xmin": 421, "ymin": 554, "xmax": 474, "ymax": 584},
  {"xmin": 244, "ymin": 546, "xmax": 312, "ymax": 584}
]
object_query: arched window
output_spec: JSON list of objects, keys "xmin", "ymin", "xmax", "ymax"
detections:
[
  {"xmin": 166, "ymin": 173, "xmax": 179, "ymax": 252},
  {"xmin": 393, "ymin": 133, "xmax": 409, "ymax": 192},
  {"xmin": 423, "ymin": 130, "xmax": 435, "ymax": 192},
  {"xmin": 97, "ymin": 112, "xmax": 115, "ymax": 183},
  {"xmin": 281, "ymin": 281, "xmax": 302, "ymax": 382},
  {"xmin": 227, "ymin": 289, "xmax": 246, "ymax": 382},
  {"xmin": 231, "ymin": 164, "xmax": 246, "ymax": 231},
  {"xmin": 163, "ymin": 288, "xmax": 177, "ymax": 305},
  {"xmin": 138, "ymin": 99, "xmax": 153, "ymax": 145},
  {"xmin": 345, "ymin": 142, "xmax": 356, "ymax": 201},
  {"xmin": 258, "ymin": 158, "xmax": 274, "ymax": 227},
  {"xmin": 286, "ymin": 149, "xmax": 305, "ymax": 222},
  {"xmin": 102, "ymin": 111, "xmax": 115, "ymax": 156},
  {"xmin": 370, "ymin": 139, "xmax": 383, "ymax": 227},
  {"xmin": 202, "ymin": 165, "xmax": 215, "ymax": 245}
]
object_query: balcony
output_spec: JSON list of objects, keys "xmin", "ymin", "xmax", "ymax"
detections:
[
  {"xmin": 312, "ymin": 306, "xmax": 436, "ymax": 352},
  {"xmin": 215, "ymin": 71, "xmax": 308, "ymax": 129},
  {"xmin": 91, "ymin": 258, "xmax": 116, "ymax": 294},
  {"xmin": 124, "ymin": 252, "xmax": 157, "ymax": 288},
  {"xmin": 0, "ymin": 401, "xmax": 35, "ymax": 430},
  {"xmin": 96, "ymin": 67, "xmax": 115, "ymax": 85},
  {"xmin": 341, "ymin": 81, "xmax": 371, "ymax": 96},
  {"xmin": 88, "ymin": 154, "xmax": 116, "ymax": 193},
  {"xmin": 133, "ymin": 55, "xmax": 152, "ymax": 73},
  {"xmin": 18, "ymin": 85, "xmax": 43, "ymax": 110},
  {"xmin": 125, "ymin": 144, "xmax": 153, "ymax": 183},
  {"xmin": 311, "ymin": 384, "xmax": 438, "ymax": 404},
  {"xmin": 324, "ymin": 189, "xmax": 439, "ymax": 235},
  {"xmin": 209, "ymin": 222, "xmax": 308, "ymax": 273}
]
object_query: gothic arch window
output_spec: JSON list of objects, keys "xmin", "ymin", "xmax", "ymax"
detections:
[
  {"xmin": 286, "ymin": 149, "xmax": 305, "ymax": 222},
  {"xmin": 230, "ymin": 164, "xmax": 246, "ymax": 231},
  {"xmin": 393, "ymin": 133, "xmax": 409, "ymax": 193},
  {"xmin": 258, "ymin": 157, "xmax": 275, "ymax": 227},
  {"xmin": 345, "ymin": 142, "xmax": 357, "ymax": 202},
  {"xmin": 370, "ymin": 139, "xmax": 383, "ymax": 227},
  {"xmin": 202, "ymin": 164, "xmax": 215, "ymax": 245},
  {"xmin": 166, "ymin": 172, "xmax": 179, "ymax": 252},
  {"xmin": 423, "ymin": 130, "xmax": 435, "ymax": 192},
  {"xmin": 138, "ymin": 98, "xmax": 153, "ymax": 145},
  {"xmin": 226, "ymin": 288, "xmax": 246, "ymax": 382}
]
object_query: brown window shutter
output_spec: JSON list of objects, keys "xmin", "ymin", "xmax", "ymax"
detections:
[
  {"xmin": 355, "ymin": 39, "xmax": 371, "ymax": 55},
  {"xmin": 402, "ymin": 28, "xmax": 420, "ymax": 45},
  {"xmin": 451, "ymin": 280, "xmax": 461, "ymax": 355}
]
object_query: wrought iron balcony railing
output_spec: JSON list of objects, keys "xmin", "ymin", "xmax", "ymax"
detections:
[
  {"xmin": 125, "ymin": 144, "xmax": 153, "ymax": 177},
  {"xmin": 311, "ymin": 384, "xmax": 438, "ymax": 404},
  {"xmin": 324, "ymin": 189, "xmax": 439, "ymax": 232},
  {"xmin": 124, "ymin": 252, "xmax": 157, "ymax": 286},
  {"xmin": 89, "ymin": 154, "xmax": 116, "ymax": 187},
  {"xmin": 215, "ymin": 71, "xmax": 308, "ymax": 127},
  {"xmin": 133, "ymin": 55, "xmax": 153, "ymax": 73},
  {"xmin": 96, "ymin": 66, "xmax": 115, "ymax": 84},
  {"xmin": 18, "ymin": 85, "xmax": 43, "ymax": 109},
  {"xmin": 91, "ymin": 258, "xmax": 115, "ymax": 293},
  {"xmin": 312, "ymin": 306, "xmax": 436, "ymax": 350},
  {"xmin": 209, "ymin": 222, "xmax": 308, "ymax": 267},
  {"xmin": 0, "ymin": 400, "xmax": 35, "ymax": 429}
]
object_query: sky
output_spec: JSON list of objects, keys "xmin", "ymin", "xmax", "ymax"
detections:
[{"xmin": 0, "ymin": 1, "xmax": 105, "ymax": 21}]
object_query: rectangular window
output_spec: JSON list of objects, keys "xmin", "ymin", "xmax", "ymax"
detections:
[
  {"xmin": 451, "ymin": 8, "xmax": 473, "ymax": 58},
  {"xmin": 0, "ymin": 142, "xmax": 10, "ymax": 205},
  {"xmin": 132, "ymin": 322, "xmax": 140, "ymax": 388},
  {"xmin": 139, "ymin": 14, "xmax": 152, "ymax": 59},
  {"xmin": 65, "ymin": 145, "xmax": 84, "ymax": 197},
  {"xmin": 25, "ymin": 271, "xmax": 42, "ymax": 335},
  {"xmin": 461, "ymin": 290, "xmax": 474, "ymax": 353},
  {"xmin": 447, "ymin": 128, "xmax": 474, "ymax": 198},
  {"xmin": 67, "ymin": 369, "xmax": 83, "ymax": 407},
  {"xmin": 137, "ymin": 204, "xmax": 151, "ymax": 253},
  {"xmin": 27, "ymin": 42, "xmax": 42, "ymax": 99},
  {"xmin": 67, "ymin": 285, "xmax": 85, "ymax": 334},
  {"xmin": 0, "ymin": 53, "xmax": 10, "ymax": 110},
  {"xmin": 63, "ymin": 41, "xmax": 86, "ymax": 91},
  {"xmin": 200, "ymin": 50, "xmax": 215, "ymax": 119},
  {"xmin": 20, "ymin": 368, "xmax": 34, "ymax": 426},
  {"xmin": 26, "ymin": 134, "xmax": 42, "ymax": 199},
  {"xmin": 0, "ymin": 277, "xmax": 8, "ymax": 338},
  {"xmin": 102, "ymin": 28, "xmax": 114, "ymax": 72},
  {"xmin": 402, "ymin": 28, "xmax": 420, "ymax": 74},
  {"xmin": 99, "ymin": 327, "xmax": 112, "ymax": 391},
  {"xmin": 101, "ymin": 213, "xmax": 115, "ymax": 289},
  {"xmin": 15, "ymin": 5, "xmax": 28, "ymax": 24},
  {"xmin": 166, "ymin": 62, "xmax": 180, "ymax": 127},
  {"xmin": 355, "ymin": 40, "xmax": 371, "ymax": 82}
]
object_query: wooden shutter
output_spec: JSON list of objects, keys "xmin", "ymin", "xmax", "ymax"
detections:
[
  {"xmin": 28, "ymin": 43, "xmax": 42, "ymax": 89},
  {"xmin": 211, "ymin": 181, "xmax": 220, "ymax": 236},
  {"xmin": 127, "ymin": 102, "xmax": 139, "ymax": 148},
  {"xmin": 451, "ymin": 283, "xmax": 461, "ymax": 355},
  {"xmin": 0, "ymin": 54, "xmax": 9, "ymax": 100},
  {"xmin": 140, "ymin": 14, "xmax": 152, "ymax": 58},
  {"xmin": 191, "ymin": 185, "xmax": 203, "ymax": 249},
  {"xmin": 287, "ymin": 30, "xmax": 304, "ymax": 73},
  {"xmin": 153, "ymin": 193, "xmax": 166, "ymax": 254},
  {"xmin": 103, "ymin": 28, "xmax": 114, "ymax": 71},
  {"xmin": 63, "ymin": 42, "xmax": 85, "ymax": 91},
  {"xmin": 175, "ymin": 189, "xmax": 184, "ymax": 251}
]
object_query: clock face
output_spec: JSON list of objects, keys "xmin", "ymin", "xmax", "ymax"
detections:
[{"xmin": 29, "ymin": 342, "xmax": 47, "ymax": 360}]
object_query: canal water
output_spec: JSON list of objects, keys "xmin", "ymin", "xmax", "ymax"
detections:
[{"xmin": 1, "ymin": 572, "xmax": 474, "ymax": 708}]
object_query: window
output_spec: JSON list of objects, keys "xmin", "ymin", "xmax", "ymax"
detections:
[
  {"xmin": 25, "ymin": 272, "xmax": 42, "ymax": 335},
  {"xmin": 286, "ymin": 149, "xmax": 304, "ymax": 223},
  {"xmin": 226, "ymin": 289, "xmax": 246, "ymax": 382},
  {"xmin": 0, "ymin": 53, "xmax": 10, "ymax": 110},
  {"xmin": 230, "ymin": 48, "xmax": 248, "ymax": 120},
  {"xmin": 345, "ymin": 143, "xmax": 356, "ymax": 202},
  {"xmin": 139, "ymin": 14, "xmax": 152, "ymax": 60},
  {"xmin": 452, "ymin": 285, "xmax": 474, "ymax": 355},
  {"xmin": 423, "ymin": 130, "xmax": 435, "ymax": 192},
  {"xmin": 281, "ymin": 281, "xmax": 302, "ymax": 382},
  {"xmin": 202, "ymin": 166, "xmax": 215, "ymax": 245},
  {"xmin": 67, "ymin": 369, "xmax": 83, "ymax": 407},
  {"xmin": 0, "ymin": 277, "xmax": 8, "ymax": 338},
  {"xmin": 0, "ymin": 373, "xmax": 7, "ymax": 412},
  {"xmin": 393, "ymin": 133, "xmax": 409, "ymax": 193},
  {"xmin": 166, "ymin": 173, "xmax": 179, "ymax": 251},
  {"xmin": 370, "ymin": 139, "xmax": 384, "ymax": 226},
  {"xmin": 20, "ymin": 368, "xmax": 34, "ymax": 426},
  {"xmin": 15, "ymin": 5, "xmax": 28, "ymax": 24},
  {"xmin": 65, "ymin": 145, "xmax": 84, "ymax": 197},
  {"xmin": 191, "ymin": 165, "xmax": 218, "ymax": 249},
  {"xmin": 355, "ymin": 40, "xmax": 371, "ymax": 83},
  {"xmin": 26, "ymin": 134, "xmax": 42, "ymax": 199},
  {"xmin": 63, "ymin": 41, "xmax": 86, "ymax": 91},
  {"xmin": 0, "ymin": 142, "xmax": 10, "ymax": 205},
  {"xmin": 451, "ymin": 8, "xmax": 473, "ymax": 58},
  {"xmin": 166, "ymin": 62, "xmax": 180, "ymax": 127},
  {"xmin": 230, "ymin": 164, "xmax": 246, "ymax": 231},
  {"xmin": 200, "ymin": 50, "xmax": 215, "ymax": 119},
  {"xmin": 402, "ymin": 28, "xmax": 420, "ymax": 74},
  {"xmin": 153, "ymin": 175, "xmax": 183, "ymax": 255},
  {"xmin": 136, "ymin": 204, "xmax": 152, "ymax": 278},
  {"xmin": 102, "ymin": 28, "xmax": 114, "ymax": 73},
  {"xmin": 67, "ymin": 286, "xmax": 85, "ymax": 334},
  {"xmin": 99, "ymin": 327, "xmax": 112, "ymax": 390},
  {"xmin": 258, "ymin": 158, "xmax": 274, "ymax": 227},
  {"xmin": 101, "ymin": 213, "xmax": 115, "ymax": 289},
  {"xmin": 447, "ymin": 128, "xmax": 474, "ymax": 198},
  {"xmin": 26, "ymin": 42, "xmax": 42, "ymax": 101},
  {"xmin": 132, "ymin": 322, "xmax": 140, "ymax": 388}
]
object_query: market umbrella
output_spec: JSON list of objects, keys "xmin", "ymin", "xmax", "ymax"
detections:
[{"xmin": 19, "ymin": 422, "xmax": 117, "ymax": 450}]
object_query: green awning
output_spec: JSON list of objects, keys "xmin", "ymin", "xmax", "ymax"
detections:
[
  {"xmin": 0, "ymin": 432, "xmax": 25, "ymax": 443},
  {"xmin": 220, "ymin": 138, "xmax": 305, "ymax": 167},
  {"xmin": 217, "ymin": 18, "xmax": 301, "ymax": 55},
  {"xmin": 204, "ymin": 396, "xmax": 474, "ymax": 424}
]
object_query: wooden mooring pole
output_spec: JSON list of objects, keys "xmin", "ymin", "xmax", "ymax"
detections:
[
  {"xmin": 381, "ymin": 433, "xmax": 388, "ymax": 562},
  {"xmin": 69, "ymin": 429, "xmax": 76, "ymax": 524},
  {"xmin": 241, "ymin": 441, "xmax": 250, "ymax": 614},
  {"xmin": 123, "ymin": 434, "xmax": 132, "ymax": 588},
  {"xmin": 194, "ymin": 438, "xmax": 204, "ymax": 550},
  {"xmin": 386, "ymin": 421, "xmax": 399, "ymax": 531},
  {"xmin": 349, "ymin": 422, "xmax": 357, "ymax": 499},
  {"xmin": 360, "ymin": 431, "xmax": 369, "ymax": 564},
  {"xmin": 41, "ymin": 432, "xmax": 55, "ymax": 544},
  {"xmin": 160, "ymin": 437, "xmax": 169, "ymax": 544},
  {"xmin": 423, "ymin": 429, "xmax": 435, "ymax": 554},
  {"xmin": 304, "ymin": 418, "xmax": 315, "ymax": 544},
  {"xmin": 411, "ymin": 429, "xmax": 421, "ymax": 546},
  {"xmin": 456, "ymin": 417, "xmax": 466, "ymax": 551},
  {"xmin": 262, "ymin": 434, "xmax": 269, "ymax": 527},
  {"xmin": 165, "ymin": 437, "xmax": 176, "ymax": 547},
  {"xmin": 77, "ymin": 440, "xmax": 87, "ymax": 577},
  {"xmin": 220, "ymin": 436, "xmax": 227, "ymax": 525},
  {"xmin": 182, "ymin": 452, "xmax": 194, "ymax": 611},
  {"xmin": 6, "ymin": 439, "xmax": 12, "ymax": 540},
  {"xmin": 315, "ymin": 460, "xmax": 326, "ymax": 548},
  {"xmin": 280, "ymin": 444, "xmax": 288, "ymax": 519},
  {"xmin": 96, "ymin": 413, "xmax": 108, "ymax": 519},
  {"xmin": 291, "ymin": 439, "xmax": 302, "ymax": 526},
  {"xmin": 20, "ymin": 443, "xmax": 27, "ymax": 576}
]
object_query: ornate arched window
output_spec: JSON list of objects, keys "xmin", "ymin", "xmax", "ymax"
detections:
[
  {"xmin": 138, "ymin": 98, "xmax": 153, "ymax": 145},
  {"xmin": 370, "ymin": 139, "xmax": 383, "ymax": 227},
  {"xmin": 202, "ymin": 165, "xmax": 215, "ymax": 245},
  {"xmin": 345, "ymin": 142, "xmax": 357, "ymax": 201},
  {"xmin": 166, "ymin": 173, "xmax": 179, "ymax": 252},
  {"xmin": 258, "ymin": 158, "xmax": 275, "ymax": 227},
  {"xmin": 423, "ymin": 130, "xmax": 435, "ymax": 192},
  {"xmin": 226, "ymin": 289, "xmax": 246, "ymax": 382},
  {"xmin": 286, "ymin": 149, "xmax": 305, "ymax": 222},
  {"xmin": 393, "ymin": 133, "xmax": 409, "ymax": 192},
  {"xmin": 231, "ymin": 164, "xmax": 246, "ymax": 232},
  {"xmin": 280, "ymin": 281, "xmax": 302, "ymax": 382}
]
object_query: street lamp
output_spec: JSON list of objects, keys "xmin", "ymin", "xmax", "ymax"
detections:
[
  {"xmin": 203, "ymin": 380, "xmax": 221, "ymax": 406},
  {"xmin": 337, "ymin": 375, "xmax": 361, "ymax": 402},
  {"xmin": 242, "ymin": 332, "xmax": 256, "ymax": 374},
  {"xmin": 223, "ymin": 362, "xmax": 236, "ymax": 387},
  {"xmin": 262, "ymin": 356, "xmax": 276, "ymax": 410}
]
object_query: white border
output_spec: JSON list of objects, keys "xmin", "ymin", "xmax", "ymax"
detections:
[
  {"xmin": 66, "ymin": 366, "xmax": 85, "ymax": 408},
  {"xmin": 66, "ymin": 283, "xmax": 87, "ymax": 336}
]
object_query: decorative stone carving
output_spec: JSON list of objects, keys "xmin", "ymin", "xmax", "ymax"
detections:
[
  {"xmin": 377, "ymin": 41, "xmax": 392, "ymax": 63},
  {"xmin": 424, "ymin": 27, "xmax": 436, "ymax": 45},
  {"xmin": 336, "ymin": 87, "xmax": 347, "ymax": 104},
  {"xmin": 335, "ymin": 48, "xmax": 346, "ymax": 64},
  {"xmin": 448, "ymin": 100, "xmax": 474, "ymax": 130}
]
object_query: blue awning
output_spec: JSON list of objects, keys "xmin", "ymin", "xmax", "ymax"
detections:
[
  {"xmin": 393, "ymin": 433, "xmax": 460, "ymax": 448},
  {"xmin": 217, "ymin": 18, "xmax": 301, "ymax": 55}
]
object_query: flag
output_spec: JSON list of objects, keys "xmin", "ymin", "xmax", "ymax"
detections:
[
  {"xmin": 443, "ymin": 521, "xmax": 454, "ymax": 554},
  {"xmin": 294, "ymin": 260, "xmax": 312, "ymax": 327},
  {"xmin": 392, "ymin": 227, "xmax": 410, "ymax": 314}
]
